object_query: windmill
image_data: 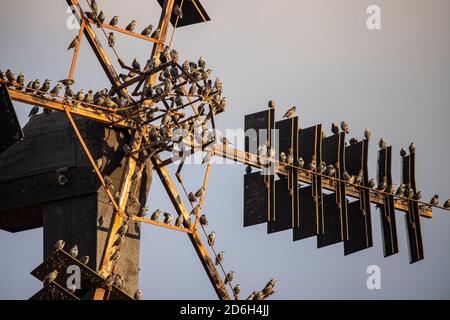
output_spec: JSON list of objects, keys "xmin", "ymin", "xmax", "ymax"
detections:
[{"xmin": 0, "ymin": 0, "xmax": 448, "ymax": 300}]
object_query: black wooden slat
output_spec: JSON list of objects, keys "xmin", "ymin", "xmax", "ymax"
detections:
[
  {"xmin": 0, "ymin": 83, "xmax": 23, "ymax": 153},
  {"xmin": 244, "ymin": 171, "xmax": 274, "ymax": 227}
]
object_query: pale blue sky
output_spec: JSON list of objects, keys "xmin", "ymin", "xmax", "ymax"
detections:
[{"xmin": 1, "ymin": 0, "xmax": 450, "ymax": 299}]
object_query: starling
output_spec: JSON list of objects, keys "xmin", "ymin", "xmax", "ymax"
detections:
[
  {"xmin": 225, "ymin": 271, "xmax": 235, "ymax": 285},
  {"xmin": 151, "ymin": 28, "xmax": 161, "ymax": 39},
  {"xmin": 396, "ymin": 184, "xmax": 406, "ymax": 197},
  {"xmin": 59, "ymin": 78, "xmax": 75, "ymax": 87},
  {"xmin": 68, "ymin": 35, "xmax": 79, "ymax": 50},
  {"xmin": 141, "ymin": 24, "xmax": 153, "ymax": 36},
  {"xmin": 413, "ymin": 191, "xmax": 422, "ymax": 201},
  {"xmin": 28, "ymin": 106, "xmax": 39, "ymax": 117},
  {"xmin": 255, "ymin": 291, "xmax": 265, "ymax": 300},
  {"xmin": 198, "ymin": 56, "xmax": 206, "ymax": 69},
  {"xmin": 37, "ymin": 79, "xmax": 51, "ymax": 96},
  {"xmin": 126, "ymin": 20, "xmax": 137, "ymax": 32},
  {"xmin": 103, "ymin": 274, "xmax": 115, "ymax": 287},
  {"xmin": 75, "ymin": 89, "xmax": 85, "ymax": 101},
  {"xmin": 65, "ymin": 86, "xmax": 74, "ymax": 99},
  {"xmin": 400, "ymin": 147, "xmax": 407, "ymax": 157},
  {"xmin": 264, "ymin": 279, "xmax": 276, "ymax": 293},
  {"xmin": 110, "ymin": 249, "xmax": 121, "ymax": 262},
  {"xmin": 117, "ymin": 222, "xmax": 128, "ymax": 236},
  {"xmin": 215, "ymin": 251, "xmax": 225, "ymax": 266},
  {"xmin": 53, "ymin": 240, "xmax": 65, "ymax": 252},
  {"xmin": 279, "ymin": 152, "xmax": 287, "ymax": 164},
  {"xmin": 96, "ymin": 11, "xmax": 105, "ymax": 26},
  {"xmin": 331, "ymin": 123, "xmax": 339, "ymax": 135},
  {"xmin": 268, "ymin": 100, "xmax": 276, "ymax": 109},
  {"xmin": 354, "ymin": 169, "xmax": 364, "ymax": 185},
  {"xmin": 207, "ymin": 231, "xmax": 216, "ymax": 246},
  {"xmin": 113, "ymin": 235, "xmax": 125, "ymax": 247},
  {"xmin": 31, "ymin": 79, "xmax": 40, "ymax": 92},
  {"xmin": 378, "ymin": 177, "xmax": 387, "ymax": 192},
  {"xmin": 134, "ymin": 289, "xmax": 143, "ymax": 300},
  {"xmin": 109, "ymin": 16, "xmax": 119, "ymax": 26},
  {"xmin": 43, "ymin": 271, "xmax": 59, "ymax": 286},
  {"xmin": 364, "ymin": 128, "xmax": 372, "ymax": 141},
  {"xmin": 49, "ymin": 83, "xmax": 63, "ymax": 96},
  {"xmin": 325, "ymin": 165, "xmax": 335, "ymax": 177},
  {"xmin": 430, "ymin": 194, "xmax": 439, "ymax": 207},
  {"xmin": 367, "ymin": 178, "xmax": 376, "ymax": 189},
  {"xmin": 388, "ymin": 184, "xmax": 396, "ymax": 194},
  {"xmin": 349, "ymin": 138, "xmax": 358, "ymax": 145},
  {"xmin": 108, "ymin": 32, "xmax": 115, "ymax": 48},
  {"xmin": 90, "ymin": 0, "xmax": 98, "ymax": 14},
  {"xmin": 306, "ymin": 155, "xmax": 316, "ymax": 172},
  {"xmin": 132, "ymin": 58, "xmax": 141, "ymax": 71},
  {"xmin": 195, "ymin": 187, "xmax": 205, "ymax": 198},
  {"xmin": 16, "ymin": 73, "xmax": 25, "ymax": 90},
  {"xmin": 175, "ymin": 215, "xmax": 184, "ymax": 227},
  {"xmin": 80, "ymin": 256, "xmax": 89, "ymax": 265},
  {"xmin": 444, "ymin": 199, "xmax": 450, "ymax": 209},
  {"xmin": 25, "ymin": 81, "xmax": 34, "ymax": 93},
  {"xmin": 318, "ymin": 161, "xmax": 326, "ymax": 174},
  {"xmin": 84, "ymin": 90, "xmax": 94, "ymax": 104},
  {"xmin": 298, "ymin": 157, "xmax": 305, "ymax": 168},
  {"xmin": 247, "ymin": 292, "xmax": 257, "ymax": 300},
  {"xmin": 233, "ymin": 284, "xmax": 241, "ymax": 296},
  {"xmin": 188, "ymin": 192, "xmax": 197, "ymax": 203},
  {"xmin": 409, "ymin": 142, "xmax": 416, "ymax": 154},
  {"xmin": 114, "ymin": 274, "xmax": 124, "ymax": 289},
  {"xmin": 342, "ymin": 171, "xmax": 351, "ymax": 182},
  {"xmin": 69, "ymin": 245, "xmax": 78, "ymax": 258},
  {"xmin": 163, "ymin": 212, "xmax": 174, "ymax": 224},
  {"xmin": 138, "ymin": 207, "xmax": 148, "ymax": 218},
  {"xmin": 282, "ymin": 106, "xmax": 296, "ymax": 119},
  {"xmin": 340, "ymin": 121, "xmax": 349, "ymax": 134},
  {"xmin": 174, "ymin": 4, "xmax": 183, "ymax": 18},
  {"xmin": 379, "ymin": 138, "xmax": 388, "ymax": 150},
  {"xmin": 199, "ymin": 214, "xmax": 208, "ymax": 226}
]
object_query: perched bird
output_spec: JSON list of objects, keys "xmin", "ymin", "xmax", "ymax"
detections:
[
  {"xmin": 5, "ymin": 69, "xmax": 15, "ymax": 84},
  {"xmin": 90, "ymin": 0, "xmax": 98, "ymax": 14},
  {"xmin": 379, "ymin": 138, "xmax": 388, "ymax": 150},
  {"xmin": 16, "ymin": 73, "xmax": 25, "ymax": 90},
  {"xmin": 96, "ymin": 11, "xmax": 105, "ymax": 26},
  {"xmin": 298, "ymin": 157, "xmax": 304, "ymax": 169},
  {"xmin": 110, "ymin": 249, "xmax": 121, "ymax": 262},
  {"xmin": 367, "ymin": 178, "xmax": 376, "ymax": 189},
  {"xmin": 406, "ymin": 187, "xmax": 415, "ymax": 199},
  {"xmin": 163, "ymin": 212, "xmax": 174, "ymax": 225},
  {"xmin": 325, "ymin": 165, "xmax": 335, "ymax": 177},
  {"xmin": 255, "ymin": 291, "xmax": 265, "ymax": 300},
  {"xmin": 199, "ymin": 214, "xmax": 208, "ymax": 226},
  {"xmin": 198, "ymin": 56, "xmax": 206, "ymax": 69},
  {"xmin": 342, "ymin": 171, "xmax": 352, "ymax": 182},
  {"xmin": 53, "ymin": 240, "xmax": 65, "ymax": 252},
  {"xmin": 80, "ymin": 256, "xmax": 89, "ymax": 265},
  {"xmin": 108, "ymin": 32, "xmax": 115, "ymax": 48},
  {"xmin": 247, "ymin": 292, "xmax": 257, "ymax": 300},
  {"xmin": 31, "ymin": 79, "xmax": 41, "ymax": 92},
  {"xmin": 175, "ymin": 215, "xmax": 184, "ymax": 227},
  {"xmin": 233, "ymin": 284, "xmax": 241, "ymax": 296},
  {"xmin": 151, "ymin": 28, "xmax": 161, "ymax": 39},
  {"xmin": 59, "ymin": 78, "xmax": 75, "ymax": 87},
  {"xmin": 65, "ymin": 86, "xmax": 74, "ymax": 99},
  {"xmin": 117, "ymin": 222, "xmax": 129, "ymax": 236},
  {"xmin": 49, "ymin": 83, "xmax": 63, "ymax": 97},
  {"xmin": 174, "ymin": 4, "xmax": 183, "ymax": 18},
  {"xmin": 331, "ymin": 123, "xmax": 339, "ymax": 135},
  {"xmin": 43, "ymin": 271, "xmax": 59, "ymax": 286},
  {"xmin": 28, "ymin": 106, "xmax": 39, "ymax": 118},
  {"xmin": 132, "ymin": 58, "xmax": 141, "ymax": 71},
  {"xmin": 103, "ymin": 274, "xmax": 116, "ymax": 288},
  {"xmin": 138, "ymin": 207, "xmax": 148, "ymax": 218},
  {"xmin": 69, "ymin": 245, "xmax": 78, "ymax": 258},
  {"xmin": 215, "ymin": 251, "xmax": 225, "ymax": 266},
  {"xmin": 207, "ymin": 231, "xmax": 216, "ymax": 246},
  {"xmin": 188, "ymin": 192, "xmax": 197, "ymax": 203},
  {"xmin": 409, "ymin": 142, "xmax": 416, "ymax": 154},
  {"xmin": 430, "ymin": 194, "xmax": 439, "ymax": 207},
  {"xmin": 364, "ymin": 128, "xmax": 372, "ymax": 141},
  {"xmin": 151, "ymin": 209, "xmax": 162, "ymax": 221},
  {"xmin": 287, "ymin": 148, "xmax": 294, "ymax": 165},
  {"xmin": 134, "ymin": 289, "xmax": 143, "ymax": 300},
  {"xmin": 318, "ymin": 161, "xmax": 326, "ymax": 174},
  {"xmin": 279, "ymin": 152, "xmax": 287, "ymax": 164},
  {"xmin": 268, "ymin": 100, "xmax": 276, "ymax": 109},
  {"xmin": 114, "ymin": 274, "xmax": 124, "ymax": 289},
  {"xmin": 388, "ymin": 184, "xmax": 396, "ymax": 194},
  {"xmin": 109, "ymin": 16, "xmax": 119, "ymax": 26},
  {"xmin": 75, "ymin": 89, "xmax": 85, "ymax": 101},
  {"xmin": 400, "ymin": 147, "xmax": 407, "ymax": 158},
  {"xmin": 444, "ymin": 199, "xmax": 450, "ymax": 209},
  {"xmin": 378, "ymin": 177, "xmax": 387, "ymax": 192},
  {"xmin": 25, "ymin": 81, "xmax": 34, "ymax": 93},
  {"xmin": 349, "ymin": 138, "xmax": 358, "ymax": 145},
  {"xmin": 306, "ymin": 155, "xmax": 316, "ymax": 172},
  {"xmin": 282, "ymin": 106, "xmax": 296, "ymax": 119},
  {"xmin": 340, "ymin": 121, "xmax": 349, "ymax": 134},
  {"xmin": 413, "ymin": 191, "xmax": 422, "ymax": 201},
  {"xmin": 225, "ymin": 271, "xmax": 235, "ymax": 285},
  {"xmin": 141, "ymin": 24, "xmax": 153, "ymax": 36},
  {"xmin": 113, "ymin": 235, "xmax": 125, "ymax": 247},
  {"xmin": 354, "ymin": 169, "xmax": 363, "ymax": 185},
  {"xmin": 84, "ymin": 90, "xmax": 94, "ymax": 104},
  {"xmin": 263, "ymin": 279, "xmax": 276, "ymax": 294},
  {"xmin": 195, "ymin": 187, "xmax": 205, "ymax": 198},
  {"xmin": 396, "ymin": 184, "xmax": 406, "ymax": 197},
  {"xmin": 68, "ymin": 36, "xmax": 79, "ymax": 50},
  {"xmin": 37, "ymin": 79, "xmax": 51, "ymax": 96},
  {"xmin": 126, "ymin": 20, "xmax": 137, "ymax": 32}
]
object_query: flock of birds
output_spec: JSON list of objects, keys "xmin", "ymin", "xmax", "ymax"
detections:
[
  {"xmin": 43, "ymin": 239, "xmax": 143, "ymax": 300},
  {"xmin": 251, "ymin": 100, "xmax": 450, "ymax": 210}
]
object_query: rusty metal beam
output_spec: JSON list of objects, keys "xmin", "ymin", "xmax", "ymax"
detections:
[
  {"xmin": 151, "ymin": 155, "xmax": 231, "ymax": 300},
  {"xmin": 68, "ymin": 19, "xmax": 86, "ymax": 80}
]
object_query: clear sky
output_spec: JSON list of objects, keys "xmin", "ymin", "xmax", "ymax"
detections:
[{"xmin": 1, "ymin": 0, "xmax": 450, "ymax": 299}]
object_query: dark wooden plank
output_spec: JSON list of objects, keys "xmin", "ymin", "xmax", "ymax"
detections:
[{"xmin": 0, "ymin": 83, "xmax": 23, "ymax": 153}]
